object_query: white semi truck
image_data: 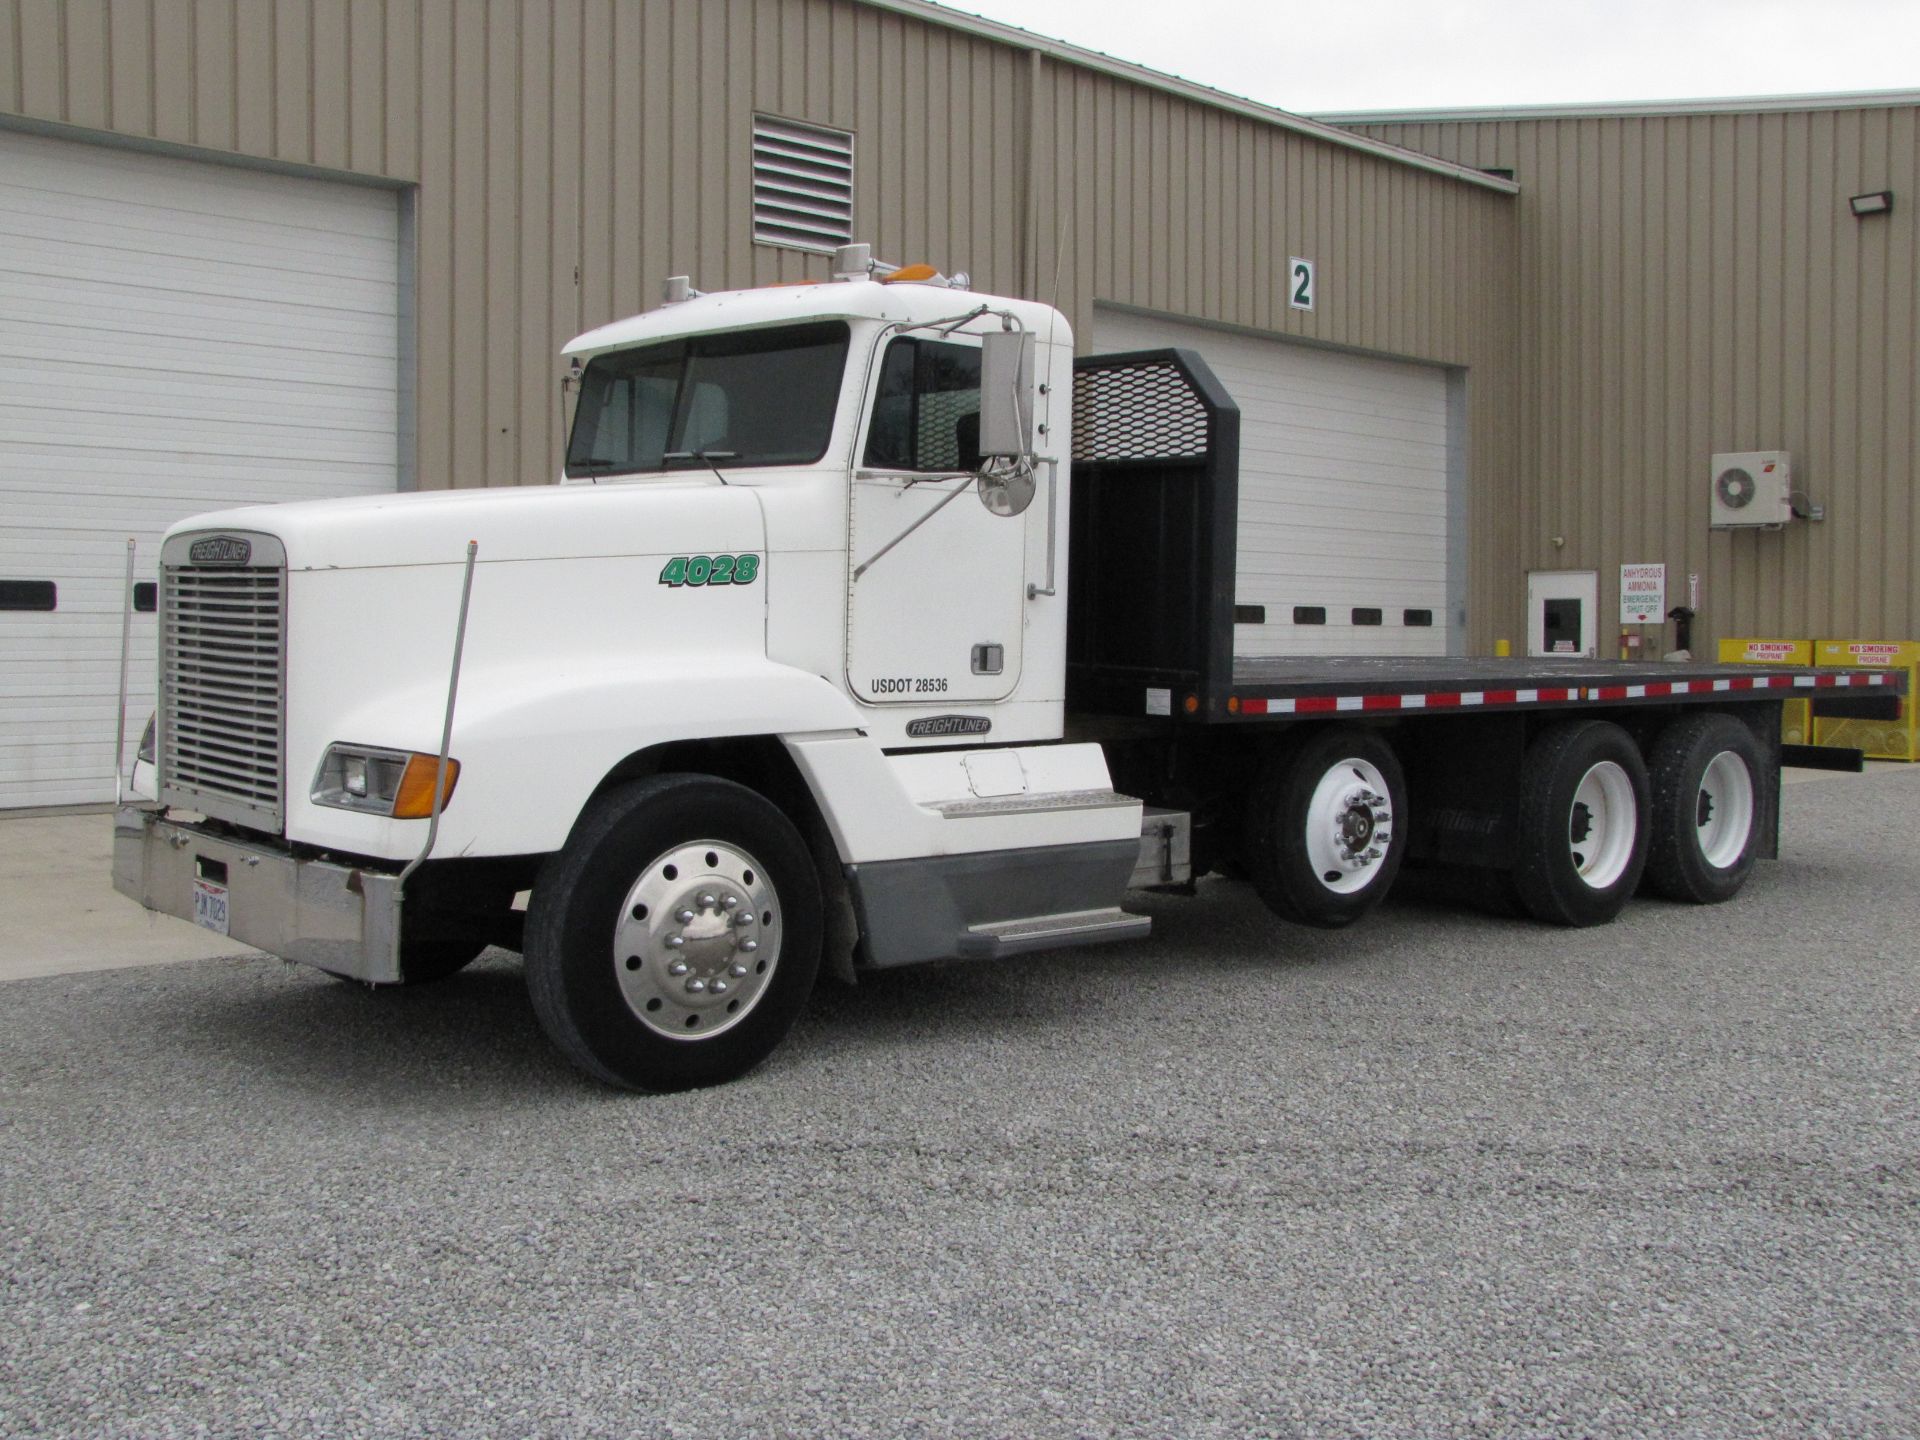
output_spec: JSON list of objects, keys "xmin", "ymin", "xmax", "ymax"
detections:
[{"xmin": 114, "ymin": 245, "xmax": 1903, "ymax": 1091}]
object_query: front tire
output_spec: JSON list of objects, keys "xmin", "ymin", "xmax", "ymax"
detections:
[
  {"xmin": 1246, "ymin": 727, "xmax": 1408, "ymax": 929},
  {"xmin": 1642, "ymin": 712, "xmax": 1765, "ymax": 903},
  {"xmin": 1513, "ymin": 720, "xmax": 1650, "ymax": 927},
  {"xmin": 525, "ymin": 774, "xmax": 822, "ymax": 1091}
]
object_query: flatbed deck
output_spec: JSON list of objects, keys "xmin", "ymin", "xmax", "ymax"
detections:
[{"xmin": 1215, "ymin": 655, "xmax": 1902, "ymax": 720}]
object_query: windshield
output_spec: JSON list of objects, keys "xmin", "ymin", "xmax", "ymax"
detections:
[{"xmin": 565, "ymin": 321, "xmax": 851, "ymax": 479}]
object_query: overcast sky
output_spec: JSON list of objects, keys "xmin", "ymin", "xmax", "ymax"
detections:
[{"xmin": 936, "ymin": 0, "xmax": 1920, "ymax": 114}]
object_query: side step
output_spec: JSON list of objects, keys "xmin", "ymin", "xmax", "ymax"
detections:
[
  {"xmin": 846, "ymin": 837, "xmax": 1149, "ymax": 969},
  {"xmin": 956, "ymin": 907, "xmax": 1152, "ymax": 960},
  {"xmin": 930, "ymin": 787, "xmax": 1136, "ymax": 819}
]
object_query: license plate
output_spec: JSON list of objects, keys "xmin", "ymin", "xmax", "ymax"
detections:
[{"xmin": 192, "ymin": 877, "xmax": 230, "ymax": 936}]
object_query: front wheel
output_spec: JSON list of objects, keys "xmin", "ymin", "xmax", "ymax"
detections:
[
  {"xmin": 1513, "ymin": 720, "xmax": 1650, "ymax": 927},
  {"xmin": 1642, "ymin": 712, "xmax": 1766, "ymax": 903},
  {"xmin": 525, "ymin": 774, "xmax": 822, "ymax": 1091},
  {"xmin": 1246, "ymin": 727, "xmax": 1408, "ymax": 929}
]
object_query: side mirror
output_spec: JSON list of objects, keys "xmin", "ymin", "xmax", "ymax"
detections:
[{"xmin": 977, "ymin": 330, "xmax": 1035, "ymax": 461}]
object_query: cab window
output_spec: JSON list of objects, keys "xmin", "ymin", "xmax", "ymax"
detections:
[{"xmin": 863, "ymin": 337, "xmax": 983, "ymax": 473}]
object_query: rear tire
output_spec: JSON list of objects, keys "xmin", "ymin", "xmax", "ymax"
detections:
[
  {"xmin": 1513, "ymin": 720, "xmax": 1650, "ymax": 927},
  {"xmin": 1246, "ymin": 727, "xmax": 1408, "ymax": 929},
  {"xmin": 525, "ymin": 774, "xmax": 821, "ymax": 1092},
  {"xmin": 1642, "ymin": 712, "xmax": 1765, "ymax": 904}
]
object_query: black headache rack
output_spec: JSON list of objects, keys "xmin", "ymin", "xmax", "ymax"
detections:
[{"xmin": 1067, "ymin": 347, "xmax": 1241, "ymax": 720}]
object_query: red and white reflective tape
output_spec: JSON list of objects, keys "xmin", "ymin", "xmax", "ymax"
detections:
[{"xmin": 1234, "ymin": 669, "xmax": 1890, "ymax": 717}]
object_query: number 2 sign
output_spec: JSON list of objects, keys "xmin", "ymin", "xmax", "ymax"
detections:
[{"xmin": 1288, "ymin": 257, "xmax": 1315, "ymax": 311}]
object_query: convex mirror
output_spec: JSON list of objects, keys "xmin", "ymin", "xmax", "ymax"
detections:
[{"xmin": 977, "ymin": 465, "xmax": 1036, "ymax": 517}]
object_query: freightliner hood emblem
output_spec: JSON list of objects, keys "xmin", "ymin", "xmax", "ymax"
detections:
[{"xmin": 188, "ymin": 536, "xmax": 253, "ymax": 566}]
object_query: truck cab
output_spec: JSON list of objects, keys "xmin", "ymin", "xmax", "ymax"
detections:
[{"xmin": 115, "ymin": 250, "xmax": 1154, "ymax": 1091}]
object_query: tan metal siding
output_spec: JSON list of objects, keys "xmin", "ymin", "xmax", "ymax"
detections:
[
  {"xmin": 1028, "ymin": 64, "xmax": 1522, "ymax": 649},
  {"xmin": 1357, "ymin": 105, "xmax": 1920, "ymax": 645},
  {"xmin": 2, "ymin": 0, "xmax": 1520, "ymax": 649}
]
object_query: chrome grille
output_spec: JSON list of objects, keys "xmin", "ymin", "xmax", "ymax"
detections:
[{"xmin": 160, "ymin": 561, "xmax": 286, "ymax": 830}]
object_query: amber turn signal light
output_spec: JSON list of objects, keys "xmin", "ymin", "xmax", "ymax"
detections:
[{"xmin": 393, "ymin": 755, "xmax": 461, "ymax": 819}]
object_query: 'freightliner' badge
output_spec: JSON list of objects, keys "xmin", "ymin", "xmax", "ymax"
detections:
[
  {"xmin": 188, "ymin": 536, "xmax": 253, "ymax": 566},
  {"xmin": 906, "ymin": 715, "xmax": 992, "ymax": 738}
]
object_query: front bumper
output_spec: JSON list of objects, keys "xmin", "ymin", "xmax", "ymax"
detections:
[{"xmin": 112, "ymin": 807, "xmax": 403, "ymax": 984}]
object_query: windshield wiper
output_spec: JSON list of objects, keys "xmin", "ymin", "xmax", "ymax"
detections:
[
  {"xmin": 664, "ymin": 450, "xmax": 738, "ymax": 486},
  {"xmin": 569, "ymin": 457, "xmax": 622, "ymax": 483}
]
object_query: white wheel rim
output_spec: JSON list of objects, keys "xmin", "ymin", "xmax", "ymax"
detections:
[
  {"xmin": 612, "ymin": 840, "xmax": 781, "ymax": 1041},
  {"xmin": 1303, "ymin": 757, "xmax": 1395, "ymax": 895},
  {"xmin": 1696, "ymin": 750, "xmax": 1756, "ymax": 869},
  {"xmin": 1567, "ymin": 760, "xmax": 1636, "ymax": 889}
]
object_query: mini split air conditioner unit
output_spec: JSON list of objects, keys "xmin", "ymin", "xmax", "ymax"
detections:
[{"xmin": 1709, "ymin": 451, "xmax": 1793, "ymax": 528}]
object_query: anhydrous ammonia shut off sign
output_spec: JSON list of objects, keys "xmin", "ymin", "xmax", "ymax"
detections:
[{"xmin": 1620, "ymin": 563, "xmax": 1666, "ymax": 624}]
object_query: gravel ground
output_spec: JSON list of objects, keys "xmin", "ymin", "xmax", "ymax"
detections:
[{"xmin": 4, "ymin": 770, "xmax": 1918, "ymax": 1440}]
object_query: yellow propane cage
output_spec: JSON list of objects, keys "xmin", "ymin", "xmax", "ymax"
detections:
[
  {"xmin": 1813, "ymin": 640, "xmax": 1920, "ymax": 761},
  {"xmin": 1717, "ymin": 638, "xmax": 1812, "ymax": 745}
]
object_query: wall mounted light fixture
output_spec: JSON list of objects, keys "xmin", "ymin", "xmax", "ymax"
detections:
[{"xmin": 1849, "ymin": 190, "xmax": 1894, "ymax": 217}]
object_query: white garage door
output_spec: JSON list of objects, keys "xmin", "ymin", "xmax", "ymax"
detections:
[
  {"xmin": 0, "ymin": 129, "xmax": 402, "ymax": 809},
  {"xmin": 1093, "ymin": 307, "xmax": 1459, "ymax": 659}
]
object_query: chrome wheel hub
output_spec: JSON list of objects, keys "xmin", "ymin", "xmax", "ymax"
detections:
[{"xmin": 613, "ymin": 841, "xmax": 780, "ymax": 1040}]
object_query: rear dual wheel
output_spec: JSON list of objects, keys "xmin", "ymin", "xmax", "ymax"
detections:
[
  {"xmin": 1247, "ymin": 728, "xmax": 1408, "ymax": 929},
  {"xmin": 1513, "ymin": 720, "xmax": 1650, "ymax": 927},
  {"xmin": 1642, "ymin": 712, "xmax": 1765, "ymax": 904}
]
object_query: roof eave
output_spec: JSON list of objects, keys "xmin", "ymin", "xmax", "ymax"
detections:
[
  {"xmin": 856, "ymin": 0, "xmax": 1520, "ymax": 195},
  {"xmin": 1313, "ymin": 88, "xmax": 1920, "ymax": 126}
]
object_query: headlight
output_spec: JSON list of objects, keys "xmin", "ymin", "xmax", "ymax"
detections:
[
  {"xmin": 137, "ymin": 714, "xmax": 156, "ymax": 764},
  {"xmin": 312, "ymin": 745, "xmax": 461, "ymax": 819}
]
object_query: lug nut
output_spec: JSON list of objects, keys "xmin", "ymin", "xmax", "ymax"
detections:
[
  {"xmin": 686, "ymin": 978, "xmax": 707, "ymax": 994},
  {"xmin": 734, "ymin": 912, "xmax": 755, "ymax": 928},
  {"xmin": 722, "ymin": 894, "xmax": 739, "ymax": 909},
  {"xmin": 730, "ymin": 963, "xmax": 749, "ymax": 978},
  {"xmin": 711, "ymin": 979, "xmax": 729, "ymax": 994},
  {"xmin": 676, "ymin": 908, "xmax": 695, "ymax": 924},
  {"xmin": 698, "ymin": 892, "xmax": 717, "ymax": 909},
  {"xmin": 668, "ymin": 960, "xmax": 689, "ymax": 977},
  {"xmin": 739, "ymin": 939, "xmax": 759, "ymax": 953},
  {"xmin": 665, "ymin": 935, "xmax": 685, "ymax": 949}
]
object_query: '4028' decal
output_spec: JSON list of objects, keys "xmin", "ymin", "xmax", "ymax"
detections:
[{"xmin": 659, "ymin": 553, "xmax": 760, "ymax": 587}]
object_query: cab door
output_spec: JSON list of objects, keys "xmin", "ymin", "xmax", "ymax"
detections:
[{"xmin": 845, "ymin": 332, "xmax": 1028, "ymax": 706}]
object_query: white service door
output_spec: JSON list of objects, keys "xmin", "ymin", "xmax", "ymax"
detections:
[
  {"xmin": 1526, "ymin": 571, "xmax": 1600, "ymax": 658},
  {"xmin": 0, "ymin": 130, "xmax": 401, "ymax": 808},
  {"xmin": 1093, "ymin": 307, "xmax": 1455, "ymax": 658}
]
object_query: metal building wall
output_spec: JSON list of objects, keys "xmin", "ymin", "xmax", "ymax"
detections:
[
  {"xmin": 1348, "ymin": 101, "xmax": 1920, "ymax": 647},
  {"xmin": 0, "ymin": 0, "xmax": 1521, "ymax": 650}
]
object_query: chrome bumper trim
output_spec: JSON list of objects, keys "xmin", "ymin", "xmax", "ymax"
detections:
[{"xmin": 112, "ymin": 808, "xmax": 402, "ymax": 984}]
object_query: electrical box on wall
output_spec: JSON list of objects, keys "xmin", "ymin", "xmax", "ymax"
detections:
[{"xmin": 1709, "ymin": 451, "xmax": 1793, "ymax": 528}]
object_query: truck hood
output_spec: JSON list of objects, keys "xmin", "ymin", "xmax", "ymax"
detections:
[{"xmin": 168, "ymin": 480, "xmax": 766, "ymax": 570}]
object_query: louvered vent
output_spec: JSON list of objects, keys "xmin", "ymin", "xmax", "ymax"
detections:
[
  {"xmin": 752, "ymin": 115, "xmax": 853, "ymax": 252},
  {"xmin": 159, "ymin": 561, "xmax": 285, "ymax": 831}
]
